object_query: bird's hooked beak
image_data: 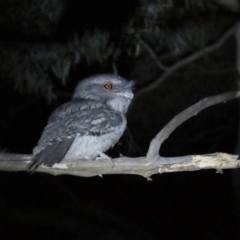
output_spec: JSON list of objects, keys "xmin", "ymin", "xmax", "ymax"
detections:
[{"xmin": 116, "ymin": 91, "xmax": 134, "ymax": 100}]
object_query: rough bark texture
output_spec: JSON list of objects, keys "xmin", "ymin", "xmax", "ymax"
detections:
[{"xmin": 0, "ymin": 152, "xmax": 239, "ymax": 179}]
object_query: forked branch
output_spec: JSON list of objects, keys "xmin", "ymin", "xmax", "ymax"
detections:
[{"xmin": 0, "ymin": 91, "xmax": 239, "ymax": 178}]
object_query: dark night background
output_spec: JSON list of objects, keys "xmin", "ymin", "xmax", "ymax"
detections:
[{"xmin": 0, "ymin": 0, "xmax": 239, "ymax": 239}]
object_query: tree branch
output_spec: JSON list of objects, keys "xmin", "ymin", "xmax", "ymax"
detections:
[
  {"xmin": 0, "ymin": 91, "xmax": 239, "ymax": 178},
  {"xmin": 147, "ymin": 91, "xmax": 239, "ymax": 158},
  {"xmin": 136, "ymin": 25, "xmax": 236, "ymax": 97},
  {"xmin": 0, "ymin": 152, "xmax": 239, "ymax": 179}
]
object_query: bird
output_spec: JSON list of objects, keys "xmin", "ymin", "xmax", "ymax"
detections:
[{"xmin": 28, "ymin": 74, "xmax": 134, "ymax": 170}]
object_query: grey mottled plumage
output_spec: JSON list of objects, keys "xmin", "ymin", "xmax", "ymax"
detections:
[{"xmin": 28, "ymin": 74, "xmax": 134, "ymax": 170}]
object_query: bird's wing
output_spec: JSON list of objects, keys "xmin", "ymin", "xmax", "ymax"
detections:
[
  {"xmin": 28, "ymin": 101, "xmax": 122, "ymax": 170},
  {"xmin": 47, "ymin": 99, "xmax": 106, "ymax": 122}
]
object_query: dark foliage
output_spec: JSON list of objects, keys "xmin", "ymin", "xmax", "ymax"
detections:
[{"xmin": 0, "ymin": 0, "xmax": 239, "ymax": 239}]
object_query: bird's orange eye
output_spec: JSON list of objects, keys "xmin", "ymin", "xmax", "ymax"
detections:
[{"xmin": 104, "ymin": 83, "xmax": 113, "ymax": 90}]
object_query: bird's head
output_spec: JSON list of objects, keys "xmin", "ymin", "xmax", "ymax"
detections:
[{"xmin": 73, "ymin": 74, "xmax": 134, "ymax": 113}]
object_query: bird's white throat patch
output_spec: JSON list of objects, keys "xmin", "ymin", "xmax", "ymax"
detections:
[{"xmin": 107, "ymin": 97, "xmax": 131, "ymax": 113}]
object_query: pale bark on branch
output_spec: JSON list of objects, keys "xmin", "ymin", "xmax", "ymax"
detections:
[{"xmin": 0, "ymin": 91, "xmax": 240, "ymax": 178}]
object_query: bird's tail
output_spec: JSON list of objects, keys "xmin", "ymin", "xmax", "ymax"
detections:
[{"xmin": 28, "ymin": 138, "xmax": 74, "ymax": 171}]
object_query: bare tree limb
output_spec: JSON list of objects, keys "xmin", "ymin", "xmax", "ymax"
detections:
[
  {"xmin": 0, "ymin": 90, "xmax": 239, "ymax": 178},
  {"xmin": 0, "ymin": 152, "xmax": 239, "ymax": 179},
  {"xmin": 136, "ymin": 25, "xmax": 236, "ymax": 97},
  {"xmin": 147, "ymin": 91, "xmax": 239, "ymax": 158}
]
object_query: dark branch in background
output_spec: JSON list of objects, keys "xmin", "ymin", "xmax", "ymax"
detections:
[
  {"xmin": 139, "ymin": 39, "xmax": 169, "ymax": 71},
  {"xmin": 28, "ymin": 25, "xmax": 236, "ymax": 102},
  {"xmin": 135, "ymin": 25, "xmax": 237, "ymax": 98},
  {"xmin": 0, "ymin": 91, "xmax": 240, "ymax": 178}
]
